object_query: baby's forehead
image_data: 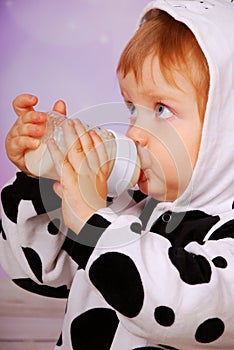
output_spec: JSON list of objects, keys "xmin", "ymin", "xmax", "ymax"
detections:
[{"xmin": 119, "ymin": 55, "xmax": 190, "ymax": 93}]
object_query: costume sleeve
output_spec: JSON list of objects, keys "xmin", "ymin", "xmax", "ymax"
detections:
[
  {"xmin": 0, "ymin": 172, "xmax": 79, "ymax": 298},
  {"xmin": 82, "ymin": 204, "xmax": 234, "ymax": 346},
  {"xmin": 0, "ymin": 173, "xmax": 143, "ymax": 299}
]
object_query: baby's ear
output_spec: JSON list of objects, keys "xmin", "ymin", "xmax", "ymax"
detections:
[{"xmin": 53, "ymin": 100, "xmax": 67, "ymax": 116}]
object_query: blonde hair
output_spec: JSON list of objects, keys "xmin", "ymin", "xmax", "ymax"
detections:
[{"xmin": 117, "ymin": 10, "xmax": 210, "ymax": 120}]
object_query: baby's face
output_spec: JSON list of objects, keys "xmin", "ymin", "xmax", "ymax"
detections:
[{"xmin": 118, "ymin": 55, "xmax": 202, "ymax": 201}]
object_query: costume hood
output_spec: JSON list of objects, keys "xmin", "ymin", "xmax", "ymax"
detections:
[{"xmin": 138, "ymin": 0, "xmax": 234, "ymax": 216}]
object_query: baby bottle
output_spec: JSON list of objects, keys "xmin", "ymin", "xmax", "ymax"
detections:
[{"xmin": 24, "ymin": 111, "xmax": 140, "ymax": 197}]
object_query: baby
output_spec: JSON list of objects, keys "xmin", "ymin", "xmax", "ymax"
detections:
[{"xmin": 1, "ymin": 1, "xmax": 234, "ymax": 349}]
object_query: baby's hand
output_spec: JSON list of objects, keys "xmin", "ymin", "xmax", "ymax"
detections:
[
  {"xmin": 5, "ymin": 93, "xmax": 66, "ymax": 174},
  {"xmin": 47, "ymin": 119, "xmax": 109, "ymax": 234}
]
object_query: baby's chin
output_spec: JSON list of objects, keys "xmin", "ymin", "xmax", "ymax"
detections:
[{"xmin": 139, "ymin": 183, "xmax": 176, "ymax": 202}]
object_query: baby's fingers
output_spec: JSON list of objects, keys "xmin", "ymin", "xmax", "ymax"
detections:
[
  {"xmin": 62, "ymin": 119, "xmax": 81, "ymax": 151},
  {"xmin": 47, "ymin": 138, "xmax": 67, "ymax": 179},
  {"xmin": 11, "ymin": 121, "xmax": 46, "ymax": 139},
  {"xmin": 13, "ymin": 94, "xmax": 38, "ymax": 117},
  {"xmin": 52, "ymin": 99, "xmax": 67, "ymax": 116},
  {"xmin": 72, "ymin": 119, "xmax": 100, "ymax": 174},
  {"xmin": 47, "ymin": 139, "xmax": 77, "ymax": 195},
  {"xmin": 8, "ymin": 135, "xmax": 40, "ymax": 153},
  {"xmin": 21, "ymin": 111, "xmax": 47, "ymax": 125},
  {"xmin": 89, "ymin": 130, "xmax": 110, "ymax": 177},
  {"xmin": 61, "ymin": 119, "xmax": 86, "ymax": 174},
  {"xmin": 5, "ymin": 135, "xmax": 40, "ymax": 172}
]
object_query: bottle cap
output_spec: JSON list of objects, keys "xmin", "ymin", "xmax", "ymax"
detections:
[{"xmin": 107, "ymin": 130, "xmax": 138, "ymax": 197}]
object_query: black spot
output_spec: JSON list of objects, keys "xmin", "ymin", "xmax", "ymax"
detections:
[
  {"xmin": 212, "ymin": 256, "xmax": 228, "ymax": 268},
  {"xmin": 130, "ymin": 222, "xmax": 142, "ymax": 234},
  {"xmin": 133, "ymin": 346, "xmax": 180, "ymax": 350},
  {"xmin": 56, "ymin": 332, "xmax": 63, "ymax": 346},
  {"xmin": 62, "ymin": 214, "xmax": 110, "ymax": 270},
  {"xmin": 158, "ymin": 345, "xmax": 180, "ymax": 350},
  {"xmin": 208, "ymin": 219, "xmax": 234, "ymax": 240},
  {"xmin": 106, "ymin": 196, "xmax": 113, "ymax": 206},
  {"xmin": 62, "ymin": 230, "xmax": 94, "ymax": 270},
  {"xmin": 162, "ymin": 212, "xmax": 172, "ymax": 223},
  {"xmin": 151, "ymin": 210, "xmax": 219, "ymax": 247},
  {"xmin": 168, "ymin": 247, "xmax": 212, "ymax": 284},
  {"xmin": 1, "ymin": 172, "xmax": 61, "ymax": 223},
  {"xmin": 76, "ymin": 214, "xmax": 110, "ymax": 248},
  {"xmin": 37, "ymin": 176, "xmax": 62, "ymax": 214},
  {"xmin": 48, "ymin": 218, "xmax": 60, "ymax": 235},
  {"xmin": 89, "ymin": 252, "xmax": 144, "ymax": 318},
  {"xmin": 154, "ymin": 306, "xmax": 175, "ymax": 327},
  {"xmin": 1, "ymin": 185, "xmax": 20, "ymax": 223},
  {"xmin": 22, "ymin": 247, "xmax": 43, "ymax": 283},
  {"xmin": 195, "ymin": 318, "xmax": 225, "ymax": 343},
  {"xmin": 128, "ymin": 189, "xmax": 148, "ymax": 203},
  {"xmin": 13, "ymin": 278, "xmax": 69, "ymax": 298},
  {"xmin": 0, "ymin": 219, "xmax": 6, "ymax": 240},
  {"xmin": 139, "ymin": 197, "xmax": 159, "ymax": 230},
  {"xmin": 70, "ymin": 308, "xmax": 119, "ymax": 350},
  {"xmin": 132, "ymin": 347, "xmax": 163, "ymax": 350}
]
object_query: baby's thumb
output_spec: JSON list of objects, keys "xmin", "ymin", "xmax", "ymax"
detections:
[{"xmin": 53, "ymin": 99, "xmax": 67, "ymax": 116}]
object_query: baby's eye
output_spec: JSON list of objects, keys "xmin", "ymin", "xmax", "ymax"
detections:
[{"xmin": 156, "ymin": 104, "xmax": 173, "ymax": 119}]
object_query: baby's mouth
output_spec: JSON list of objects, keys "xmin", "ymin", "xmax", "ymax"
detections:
[{"xmin": 139, "ymin": 168, "xmax": 147, "ymax": 182}]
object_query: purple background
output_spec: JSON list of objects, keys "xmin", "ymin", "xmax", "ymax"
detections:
[{"xmin": 0, "ymin": 0, "xmax": 148, "ymax": 277}]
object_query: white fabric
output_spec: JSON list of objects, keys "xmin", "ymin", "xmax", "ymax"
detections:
[{"xmin": 138, "ymin": 0, "xmax": 234, "ymax": 217}]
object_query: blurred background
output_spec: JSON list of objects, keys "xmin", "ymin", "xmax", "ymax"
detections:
[
  {"xmin": 0, "ymin": 1, "xmax": 148, "ymax": 347},
  {"xmin": 0, "ymin": 0, "xmax": 147, "ymax": 187},
  {"xmin": 0, "ymin": 0, "xmax": 147, "ymax": 270}
]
